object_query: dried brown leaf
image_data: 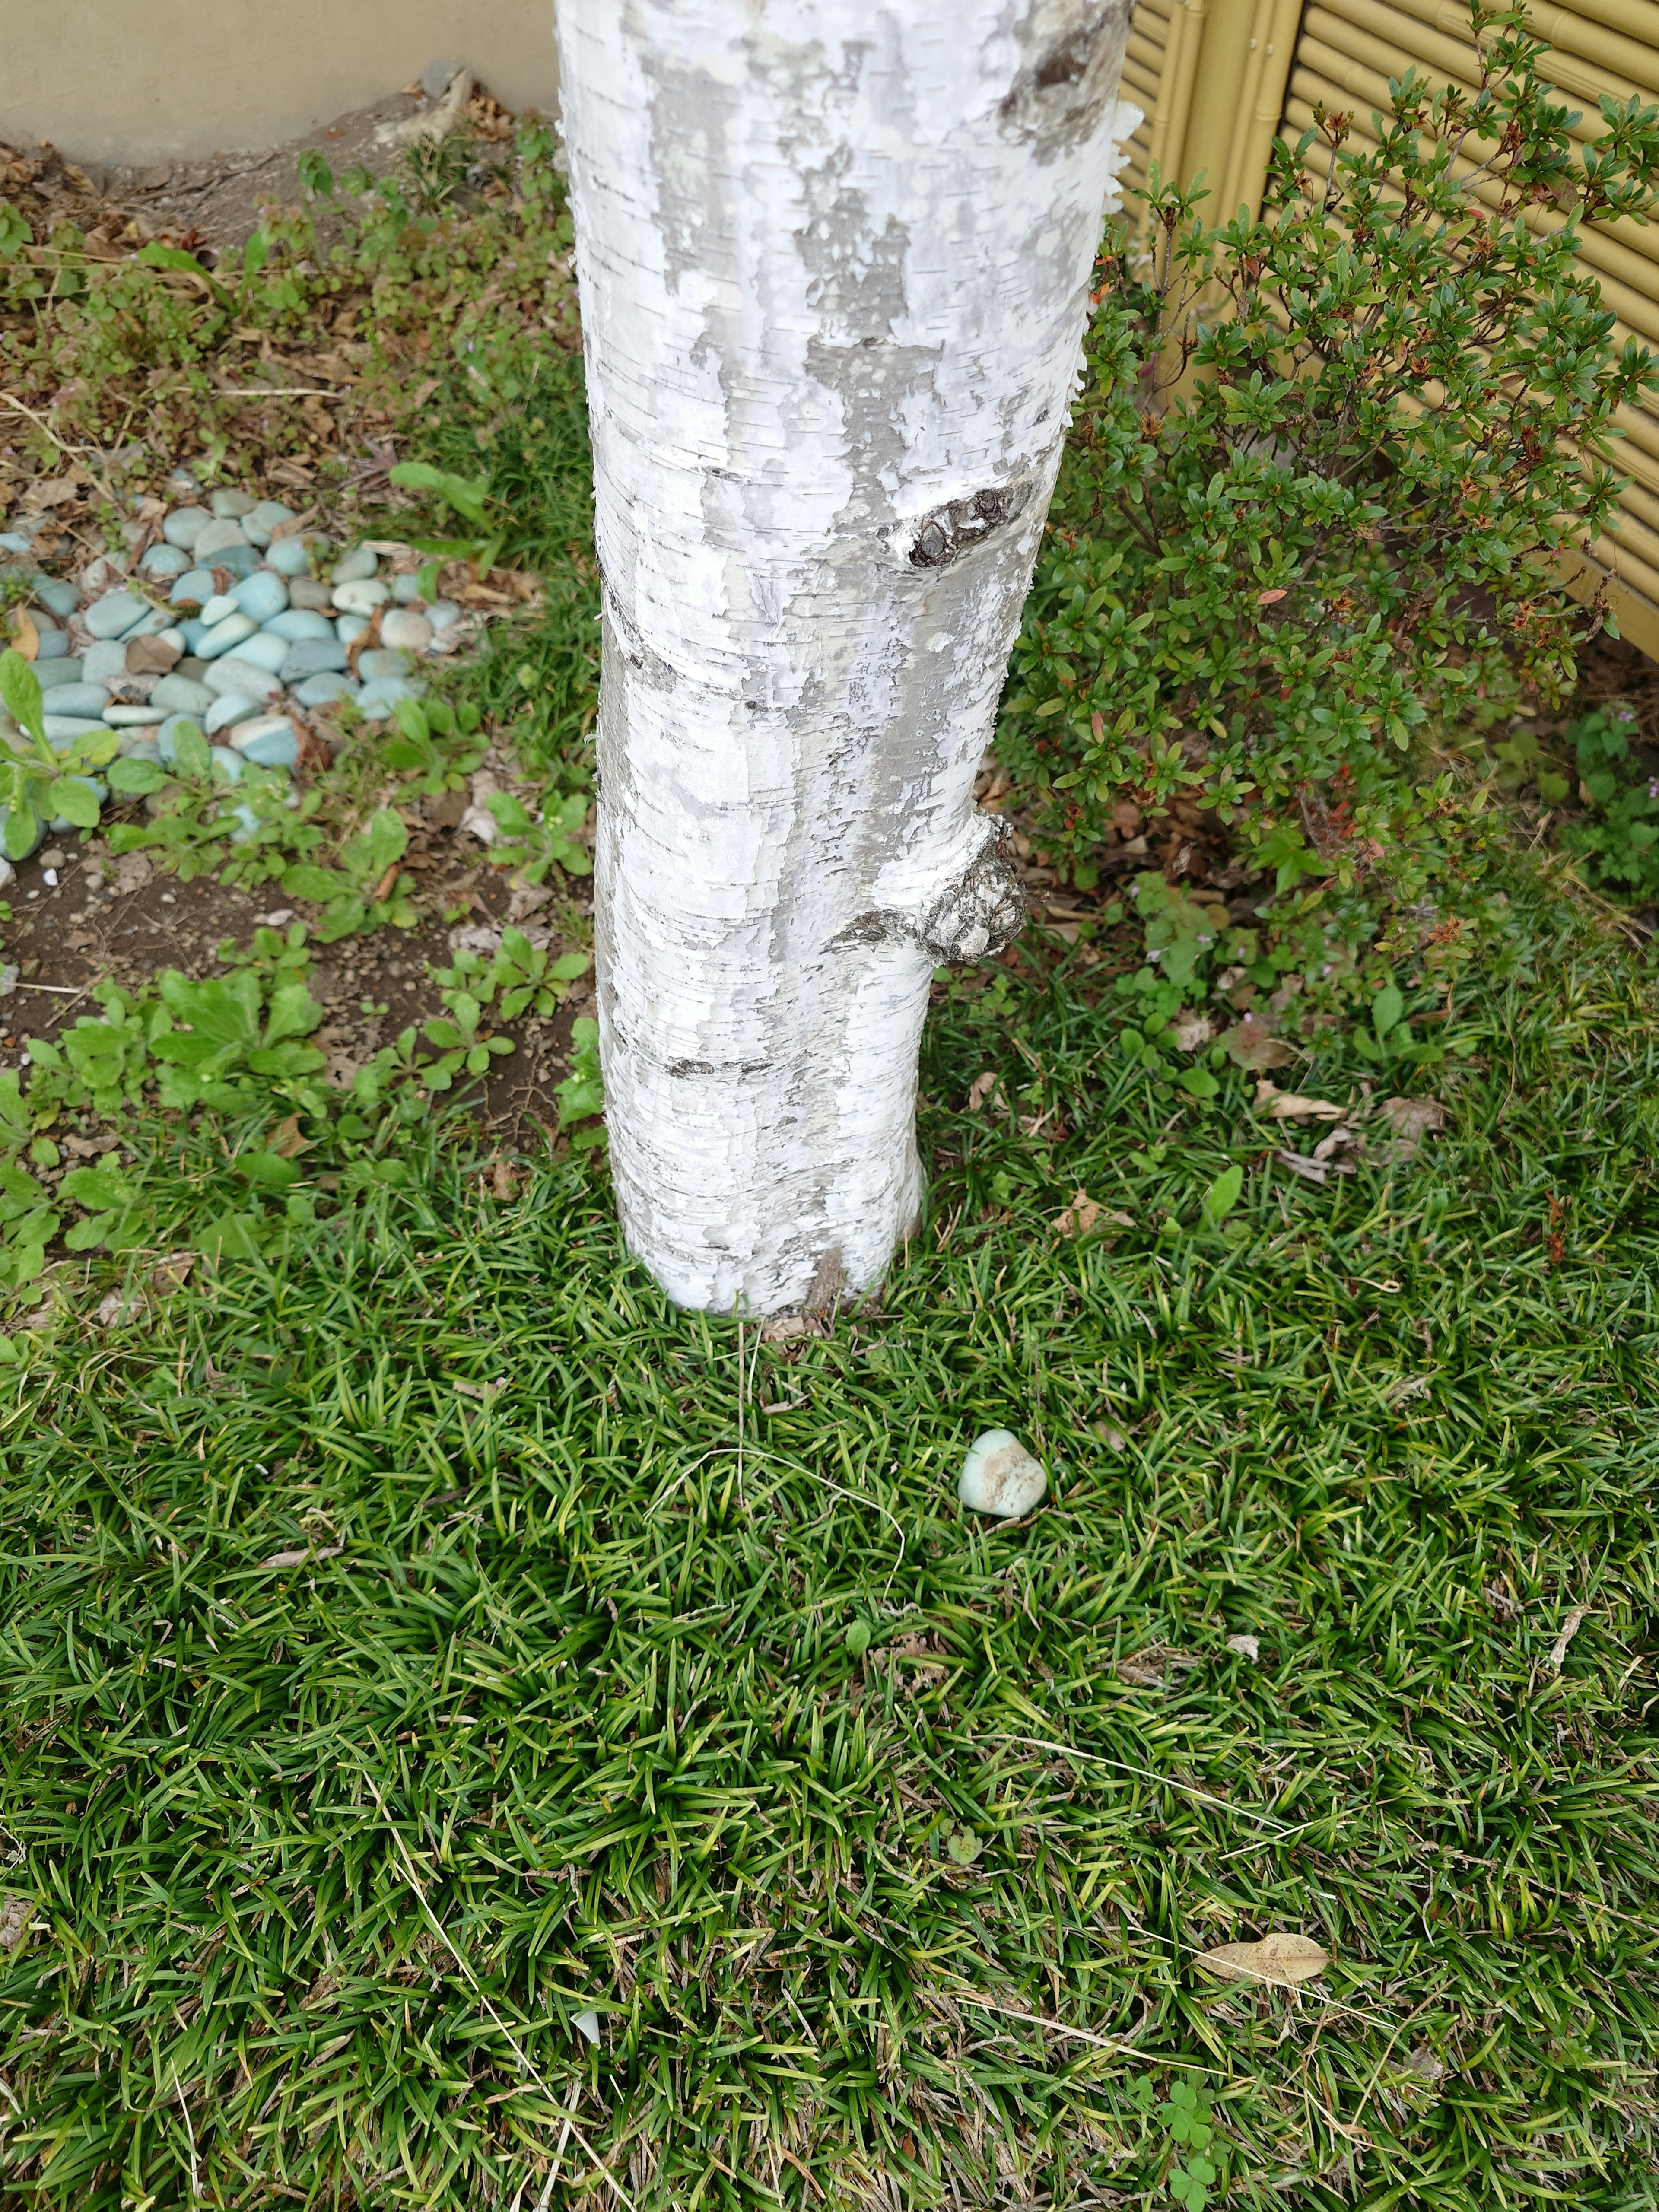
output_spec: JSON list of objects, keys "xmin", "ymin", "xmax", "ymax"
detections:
[
  {"xmin": 1547, "ymin": 1604, "xmax": 1590, "ymax": 1672},
  {"xmin": 967, "ymin": 1071, "xmax": 1001, "ymax": 1112},
  {"xmin": 1256, "ymin": 1079, "xmax": 1345, "ymax": 1120},
  {"xmin": 126, "ymin": 632, "xmax": 181, "ymax": 674},
  {"xmin": 1195, "ymin": 1931, "xmax": 1329, "ymax": 1988},
  {"xmin": 10, "ymin": 608, "xmax": 38, "ymax": 661},
  {"xmin": 1220, "ymin": 1019, "xmax": 1296, "ymax": 1072},
  {"xmin": 1055, "ymin": 1188, "xmax": 1100, "ymax": 1237},
  {"xmin": 261, "ymin": 1543, "xmax": 345, "ymax": 1571}
]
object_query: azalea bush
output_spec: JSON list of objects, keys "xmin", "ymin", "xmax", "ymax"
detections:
[{"xmin": 997, "ymin": 0, "xmax": 1659, "ymax": 1053}]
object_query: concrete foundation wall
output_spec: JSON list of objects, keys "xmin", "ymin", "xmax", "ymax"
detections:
[{"xmin": 1, "ymin": 2, "xmax": 560, "ymax": 165}]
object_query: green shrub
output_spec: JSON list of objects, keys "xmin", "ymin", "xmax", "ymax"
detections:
[{"xmin": 998, "ymin": 0, "xmax": 1659, "ymax": 962}]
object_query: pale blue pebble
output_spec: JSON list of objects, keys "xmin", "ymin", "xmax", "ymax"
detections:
[
  {"xmin": 357, "ymin": 647, "xmax": 413, "ymax": 683},
  {"xmin": 82, "ymin": 639, "xmax": 129, "ymax": 685},
  {"xmin": 222, "ymin": 630, "xmax": 289, "ymax": 677},
  {"xmin": 161, "ymin": 508, "xmax": 212, "ymax": 550},
  {"xmin": 391, "ymin": 572, "xmax": 429, "ymax": 604},
  {"xmin": 45, "ymin": 683, "xmax": 113, "ymax": 718},
  {"xmin": 227, "ymin": 801, "xmax": 261, "ymax": 843},
  {"xmin": 33, "ymin": 578, "xmax": 80, "ymax": 620},
  {"xmin": 203, "ymin": 656, "xmax": 282, "ymax": 701},
  {"xmin": 140, "ymin": 543, "xmax": 192, "ymax": 579},
  {"xmin": 194, "ymin": 518, "xmax": 250, "ymax": 559},
  {"xmin": 169, "ymin": 567, "xmax": 216, "ymax": 606},
  {"xmin": 149, "ymin": 673, "xmax": 214, "ymax": 718},
  {"xmin": 211, "ymin": 489, "xmax": 257, "ymax": 519},
  {"xmin": 356, "ymin": 676, "xmax": 427, "ymax": 721},
  {"xmin": 206, "ymin": 693, "xmax": 263, "ymax": 734},
  {"xmin": 116, "ymin": 734, "xmax": 162, "ymax": 762},
  {"xmin": 292, "ymin": 671, "xmax": 359, "ymax": 707},
  {"xmin": 209, "ymin": 745, "xmax": 245, "ymax": 783},
  {"xmin": 43, "ymin": 714, "xmax": 109, "ymax": 743},
  {"xmin": 85, "ymin": 591, "xmax": 150, "ymax": 641},
  {"xmin": 237, "ymin": 725, "xmax": 300, "ymax": 770},
  {"xmin": 242, "ymin": 500, "xmax": 296, "ymax": 547},
  {"xmin": 197, "ymin": 612, "xmax": 259, "ymax": 660},
  {"xmin": 178, "ymin": 618, "xmax": 210, "ymax": 653},
  {"xmin": 0, "ymin": 531, "xmax": 31, "ymax": 555},
  {"xmin": 35, "ymin": 659, "xmax": 86, "ymax": 691},
  {"xmin": 232, "ymin": 569, "xmax": 288, "ymax": 624},
  {"xmin": 265, "ymin": 532, "xmax": 328, "ymax": 577},
  {"xmin": 102, "ymin": 704, "xmax": 167, "ymax": 728},
  {"xmin": 199, "ymin": 592, "xmax": 240, "ymax": 626},
  {"xmin": 123, "ymin": 608, "xmax": 171, "ymax": 644},
  {"xmin": 261, "ymin": 607, "xmax": 334, "ymax": 642},
  {"xmin": 331, "ymin": 546, "xmax": 378, "ymax": 583},
  {"xmin": 280, "ymin": 637, "xmax": 349, "ymax": 682},
  {"xmin": 335, "ymin": 613, "xmax": 370, "ymax": 647},
  {"xmin": 33, "ymin": 627, "xmax": 69, "ymax": 662}
]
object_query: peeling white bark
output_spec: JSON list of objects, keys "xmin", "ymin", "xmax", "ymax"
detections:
[{"xmin": 555, "ymin": 0, "xmax": 1139, "ymax": 1313}]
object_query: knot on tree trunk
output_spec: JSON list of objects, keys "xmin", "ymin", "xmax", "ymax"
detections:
[{"xmin": 920, "ymin": 821, "xmax": 1027, "ymax": 964}]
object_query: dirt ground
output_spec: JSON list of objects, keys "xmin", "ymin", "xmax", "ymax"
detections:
[
  {"xmin": 3, "ymin": 806, "xmax": 591, "ymax": 1147},
  {"xmin": 16, "ymin": 75, "xmax": 532, "ymax": 258}
]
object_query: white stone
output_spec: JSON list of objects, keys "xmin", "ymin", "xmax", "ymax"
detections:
[
  {"xmin": 380, "ymin": 608, "xmax": 434, "ymax": 652},
  {"xmin": 332, "ymin": 577, "xmax": 392, "ymax": 615},
  {"xmin": 957, "ymin": 1430, "xmax": 1047, "ymax": 1520}
]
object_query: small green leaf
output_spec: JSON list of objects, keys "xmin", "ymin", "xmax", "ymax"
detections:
[
  {"xmin": 0, "ymin": 648, "xmax": 45, "ymax": 744},
  {"xmin": 1200, "ymin": 1163, "xmax": 1244, "ymax": 1227},
  {"xmin": 1372, "ymin": 983, "xmax": 1404, "ymax": 1037},
  {"xmin": 108, "ymin": 756, "xmax": 171, "ymax": 795}
]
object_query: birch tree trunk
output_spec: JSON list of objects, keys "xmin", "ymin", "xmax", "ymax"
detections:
[{"xmin": 555, "ymin": 0, "xmax": 1139, "ymax": 1314}]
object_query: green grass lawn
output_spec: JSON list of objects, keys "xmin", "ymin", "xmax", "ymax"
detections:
[{"xmin": 3, "ymin": 878, "xmax": 1657, "ymax": 2211}]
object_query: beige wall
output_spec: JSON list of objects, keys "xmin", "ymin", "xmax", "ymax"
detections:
[{"xmin": 1, "ymin": 2, "xmax": 560, "ymax": 165}]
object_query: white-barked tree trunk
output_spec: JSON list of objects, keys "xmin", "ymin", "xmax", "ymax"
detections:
[{"xmin": 555, "ymin": 0, "xmax": 1139, "ymax": 1313}]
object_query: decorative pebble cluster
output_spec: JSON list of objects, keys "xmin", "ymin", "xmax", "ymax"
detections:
[{"xmin": 0, "ymin": 465, "xmax": 471, "ymax": 850}]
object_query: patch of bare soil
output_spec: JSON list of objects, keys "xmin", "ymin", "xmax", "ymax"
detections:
[
  {"xmin": 3, "ymin": 803, "xmax": 591, "ymax": 1147},
  {"xmin": 11, "ymin": 75, "xmax": 531, "ymax": 258}
]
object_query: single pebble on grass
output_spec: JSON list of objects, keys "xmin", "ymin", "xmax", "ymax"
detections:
[{"xmin": 957, "ymin": 1429, "xmax": 1047, "ymax": 1520}]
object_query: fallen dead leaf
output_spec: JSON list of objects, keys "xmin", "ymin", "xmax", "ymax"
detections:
[
  {"xmin": 1055, "ymin": 1188, "xmax": 1100, "ymax": 1237},
  {"xmin": 114, "ymin": 851, "xmax": 154, "ymax": 895},
  {"xmin": 1547, "ymin": 1604, "xmax": 1590, "ymax": 1672},
  {"xmin": 1276, "ymin": 1147, "xmax": 1354, "ymax": 1183},
  {"xmin": 1311, "ymin": 1127, "xmax": 1360, "ymax": 1163},
  {"xmin": 261, "ymin": 1543, "xmax": 346, "ymax": 1570},
  {"xmin": 1225, "ymin": 1633, "xmax": 1260, "ymax": 1660},
  {"xmin": 761, "ymin": 1313, "xmax": 814, "ymax": 1344},
  {"xmin": 1171, "ymin": 1011, "xmax": 1214, "ymax": 1052},
  {"xmin": 488, "ymin": 1158, "xmax": 520, "ymax": 1201},
  {"xmin": 1405, "ymin": 2044, "xmax": 1447, "ymax": 2086},
  {"xmin": 1386, "ymin": 1374, "xmax": 1431, "ymax": 1405},
  {"xmin": 0, "ymin": 1896, "xmax": 32, "ymax": 1953},
  {"xmin": 10, "ymin": 608, "xmax": 38, "ymax": 660},
  {"xmin": 95, "ymin": 1288, "xmax": 144, "ymax": 1328},
  {"xmin": 126, "ymin": 632, "xmax": 181, "ymax": 674},
  {"xmin": 1219, "ymin": 1018, "xmax": 1296, "ymax": 1072},
  {"xmin": 967, "ymin": 1071, "xmax": 1002, "ymax": 1111},
  {"xmin": 1256, "ymin": 1079, "xmax": 1345, "ymax": 1121},
  {"xmin": 1256, "ymin": 587, "xmax": 1289, "ymax": 605},
  {"xmin": 150, "ymin": 1250, "xmax": 195, "ymax": 1294},
  {"xmin": 24, "ymin": 477, "xmax": 82, "ymax": 509},
  {"xmin": 1375, "ymin": 1096, "xmax": 1447, "ymax": 1163},
  {"xmin": 1195, "ymin": 1931, "xmax": 1329, "ymax": 1988},
  {"xmin": 1093, "ymin": 1421, "xmax": 1128, "ymax": 1449},
  {"xmin": 1116, "ymin": 1644, "xmax": 1202, "ymax": 1688}
]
